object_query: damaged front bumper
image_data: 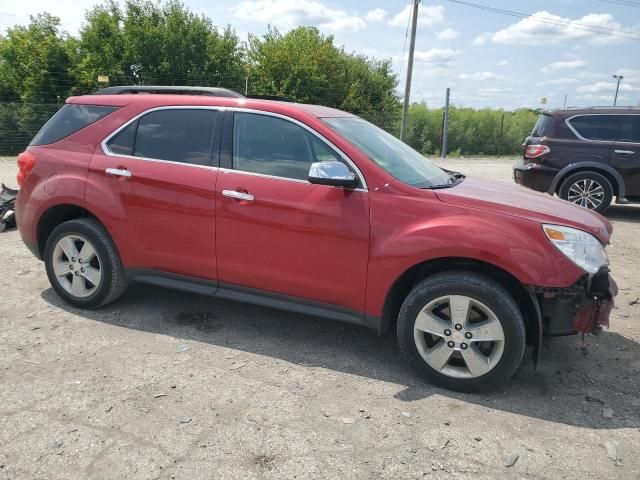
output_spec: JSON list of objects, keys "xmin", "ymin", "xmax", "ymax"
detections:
[{"xmin": 531, "ymin": 269, "xmax": 618, "ymax": 336}]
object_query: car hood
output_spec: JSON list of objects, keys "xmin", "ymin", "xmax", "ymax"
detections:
[{"xmin": 435, "ymin": 176, "xmax": 613, "ymax": 244}]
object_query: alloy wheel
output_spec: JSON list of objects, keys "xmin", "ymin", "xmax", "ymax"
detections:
[
  {"xmin": 413, "ymin": 295, "xmax": 505, "ymax": 379},
  {"xmin": 567, "ymin": 179, "xmax": 604, "ymax": 210},
  {"xmin": 52, "ymin": 234, "xmax": 102, "ymax": 298}
]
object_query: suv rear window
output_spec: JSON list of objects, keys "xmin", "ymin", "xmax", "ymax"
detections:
[
  {"xmin": 567, "ymin": 115, "xmax": 626, "ymax": 141},
  {"xmin": 531, "ymin": 114, "xmax": 554, "ymax": 137},
  {"xmin": 30, "ymin": 104, "xmax": 118, "ymax": 146}
]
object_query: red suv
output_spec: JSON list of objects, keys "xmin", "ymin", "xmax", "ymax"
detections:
[{"xmin": 15, "ymin": 87, "xmax": 617, "ymax": 391}]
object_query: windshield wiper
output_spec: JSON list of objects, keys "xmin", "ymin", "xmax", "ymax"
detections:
[{"xmin": 423, "ymin": 171, "xmax": 465, "ymax": 189}]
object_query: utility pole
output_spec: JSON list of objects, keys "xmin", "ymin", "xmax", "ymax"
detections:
[
  {"xmin": 400, "ymin": 0, "xmax": 421, "ymax": 141},
  {"xmin": 441, "ymin": 87, "xmax": 450, "ymax": 158},
  {"xmin": 563, "ymin": 93, "xmax": 568, "ymax": 108},
  {"xmin": 613, "ymin": 74, "xmax": 623, "ymax": 106}
]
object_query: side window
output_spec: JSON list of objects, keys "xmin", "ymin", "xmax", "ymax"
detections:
[
  {"xmin": 107, "ymin": 109, "xmax": 218, "ymax": 166},
  {"xmin": 107, "ymin": 120, "xmax": 137, "ymax": 156},
  {"xmin": 232, "ymin": 112, "xmax": 343, "ymax": 181},
  {"xmin": 633, "ymin": 117, "xmax": 640, "ymax": 143},
  {"xmin": 617, "ymin": 116, "xmax": 640, "ymax": 143},
  {"xmin": 569, "ymin": 115, "xmax": 620, "ymax": 142}
]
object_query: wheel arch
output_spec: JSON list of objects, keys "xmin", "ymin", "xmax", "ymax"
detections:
[
  {"xmin": 550, "ymin": 162, "xmax": 624, "ymax": 198},
  {"xmin": 36, "ymin": 203, "xmax": 102, "ymax": 259},
  {"xmin": 379, "ymin": 257, "xmax": 541, "ymax": 351}
]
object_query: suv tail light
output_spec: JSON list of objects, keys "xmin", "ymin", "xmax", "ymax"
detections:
[
  {"xmin": 17, "ymin": 151, "xmax": 37, "ymax": 186},
  {"xmin": 525, "ymin": 144, "xmax": 550, "ymax": 159}
]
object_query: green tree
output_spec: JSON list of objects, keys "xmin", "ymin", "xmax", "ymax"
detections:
[
  {"xmin": 247, "ymin": 26, "xmax": 400, "ymax": 122},
  {"xmin": 0, "ymin": 13, "xmax": 76, "ymax": 102}
]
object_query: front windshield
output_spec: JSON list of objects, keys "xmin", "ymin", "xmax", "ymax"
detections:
[{"xmin": 323, "ymin": 117, "xmax": 452, "ymax": 188}]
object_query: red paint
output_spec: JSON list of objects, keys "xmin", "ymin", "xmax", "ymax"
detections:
[{"xmin": 15, "ymin": 94, "xmax": 615, "ymax": 319}]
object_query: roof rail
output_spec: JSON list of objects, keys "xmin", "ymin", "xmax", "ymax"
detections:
[
  {"xmin": 560, "ymin": 105, "xmax": 639, "ymax": 110},
  {"xmin": 95, "ymin": 85, "xmax": 245, "ymax": 98},
  {"xmin": 245, "ymin": 94, "xmax": 296, "ymax": 103}
]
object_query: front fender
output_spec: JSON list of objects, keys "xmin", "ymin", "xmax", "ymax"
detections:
[{"xmin": 365, "ymin": 195, "xmax": 584, "ymax": 317}]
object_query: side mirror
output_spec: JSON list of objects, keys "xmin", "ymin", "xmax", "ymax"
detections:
[{"xmin": 308, "ymin": 161, "xmax": 358, "ymax": 188}]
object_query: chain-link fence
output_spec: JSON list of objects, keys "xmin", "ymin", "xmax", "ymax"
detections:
[
  {"xmin": 0, "ymin": 103, "xmax": 61, "ymax": 155},
  {"xmin": 0, "ymin": 101, "xmax": 537, "ymax": 158}
]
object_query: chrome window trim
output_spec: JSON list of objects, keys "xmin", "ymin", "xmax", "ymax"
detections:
[
  {"xmin": 565, "ymin": 113, "xmax": 640, "ymax": 145},
  {"xmin": 100, "ymin": 105, "xmax": 368, "ymax": 189},
  {"xmin": 100, "ymin": 105, "xmax": 223, "ymax": 171},
  {"xmin": 217, "ymin": 167, "xmax": 367, "ymax": 192}
]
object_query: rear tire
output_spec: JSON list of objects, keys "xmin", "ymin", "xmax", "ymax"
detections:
[
  {"xmin": 44, "ymin": 218, "xmax": 128, "ymax": 308},
  {"xmin": 397, "ymin": 271, "xmax": 526, "ymax": 392},
  {"xmin": 559, "ymin": 171, "xmax": 613, "ymax": 214}
]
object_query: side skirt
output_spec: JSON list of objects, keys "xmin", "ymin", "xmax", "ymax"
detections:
[{"xmin": 126, "ymin": 268, "xmax": 378, "ymax": 330}]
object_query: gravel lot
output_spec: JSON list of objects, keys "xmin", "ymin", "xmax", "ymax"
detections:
[{"xmin": 1, "ymin": 156, "xmax": 639, "ymax": 480}]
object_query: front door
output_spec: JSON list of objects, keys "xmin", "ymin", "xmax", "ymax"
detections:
[
  {"xmin": 88, "ymin": 107, "xmax": 221, "ymax": 280},
  {"xmin": 215, "ymin": 111, "xmax": 370, "ymax": 314}
]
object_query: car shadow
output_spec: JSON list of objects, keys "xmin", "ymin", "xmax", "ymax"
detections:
[
  {"xmin": 41, "ymin": 283, "xmax": 639, "ymax": 430},
  {"xmin": 606, "ymin": 204, "xmax": 640, "ymax": 223}
]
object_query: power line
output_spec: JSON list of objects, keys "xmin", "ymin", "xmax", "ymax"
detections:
[
  {"xmin": 597, "ymin": 0, "xmax": 640, "ymax": 8},
  {"xmin": 444, "ymin": 0, "xmax": 640, "ymax": 41}
]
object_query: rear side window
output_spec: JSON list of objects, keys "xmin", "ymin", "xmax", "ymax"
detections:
[
  {"xmin": 31, "ymin": 104, "xmax": 117, "ymax": 146},
  {"xmin": 531, "ymin": 114, "xmax": 554, "ymax": 137},
  {"xmin": 568, "ymin": 115, "xmax": 627, "ymax": 141},
  {"xmin": 232, "ymin": 112, "xmax": 342, "ymax": 181},
  {"xmin": 106, "ymin": 109, "xmax": 218, "ymax": 166}
]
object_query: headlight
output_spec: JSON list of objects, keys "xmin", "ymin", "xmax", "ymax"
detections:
[{"xmin": 543, "ymin": 224, "xmax": 608, "ymax": 274}]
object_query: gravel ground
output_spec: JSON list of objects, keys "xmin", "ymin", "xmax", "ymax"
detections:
[{"xmin": 1, "ymin": 156, "xmax": 639, "ymax": 480}]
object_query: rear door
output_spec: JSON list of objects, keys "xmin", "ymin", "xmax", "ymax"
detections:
[
  {"xmin": 88, "ymin": 107, "xmax": 221, "ymax": 280},
  {"xmin": 612, "ymin": 115, "xmax": 640, "ymax": 196}
]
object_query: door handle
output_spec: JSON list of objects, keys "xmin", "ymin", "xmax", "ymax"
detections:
[
  {"xmin": 105, "ymin": 167, "xmax": 132, "ymax": 178},
  {"xmin": 222, "ymin": 190, "xmax": 254, "ymax": 202},
  {"xmin": 614, "ymin": 149, "xmax": 635, "ymax": 155}
]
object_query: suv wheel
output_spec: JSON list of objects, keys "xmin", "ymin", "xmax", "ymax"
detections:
[
  {"xmin": 397, "ymin": 271, "xmax": 526, "ymax": 392},
  {"xmin": 559, "ymin": 171, "xmax": 613, "ymax": 214},
  {"xmin": 44, "ymin": 218, "xmax": 128, "ymax": 308}
]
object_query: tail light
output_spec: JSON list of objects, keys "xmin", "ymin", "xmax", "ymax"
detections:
[
  {"xmin": 17, "ymin": 151, "xmax": 37, "ymax": 186},
  {"xmin": 525, "ymin": 144, "xmax": 550, "ymax": 159}
]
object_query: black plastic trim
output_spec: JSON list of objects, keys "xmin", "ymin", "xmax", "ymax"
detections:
[{"xmin": 126, "ymin": 268, "xmax": 376, "ymax": 329}]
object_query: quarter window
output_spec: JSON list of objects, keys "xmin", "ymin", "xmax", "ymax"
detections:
[
  {"xmin": 31, "ymin": 104, "xmax": 117, "ymax": 146},
  {"xmin": 106, "ymin": 109, "xmax": 218, "ymax": 166},
  {"xmin": 232, "ymin": 112, "xmax": 344, "ymax": 181},
  {"xmin": 568, "ymin": 115, "xmax": 628, "ymax": 142}
]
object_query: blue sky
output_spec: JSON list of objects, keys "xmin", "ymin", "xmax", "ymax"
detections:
[{"xmin": 2, "ymin": 0, "xmax": 640, "ymax": 109}]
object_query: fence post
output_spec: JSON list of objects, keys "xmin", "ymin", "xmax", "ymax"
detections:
[
  {"xmin": 497, "ymin": 112, "xmax": 505, "ymax": 157},
  {"xmin": 441, "ymin": 87, "xmax": 450, "ymax": 158}
]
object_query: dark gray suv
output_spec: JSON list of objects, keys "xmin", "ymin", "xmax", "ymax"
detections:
[{"xmin": 514, "ymin": 107, "xmax": 640, "ymax": 213}]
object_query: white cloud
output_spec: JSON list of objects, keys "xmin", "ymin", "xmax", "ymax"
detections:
[
  {"xmin": 458, "ymin": 71, "xmax": 504, "ymax": 81},
  {"xmin": 389, "ymin": 4, "xmax": 444, "ymax": 28},
  {"xmin": 536, "ymin": 77, "xmax": 580, "ymax": 86},
  {"xmin": 541, "ymin": 60, "xmax": 587, "ymax": 73},
  {"xmin": 437, "ymin": 28, "xmax": 459, "ymax": 40},
  {"xmin": 577, "ymin": 81, "xmax": 638, "ymax": 94},
  {"xmin": 413, "ymin": 48, "xmax": 461, "ymax": 67},
  {"xmin": 365, "ymin": 8, "xmax": 387, "ymax": 23},
  {"xmin": 231, "ymin": 0, "xmax": 366, "ymax": 32},
  {"xmin": 497, "ymin": 59, "xmax": 509, "ymax": 67},
  {"xmin": 576, "ymin": 94, "xmax": 630, "ymax": 102},
  {"xmin": 472, "ymin": 11, "xmax": 633, "ymax": 46}
]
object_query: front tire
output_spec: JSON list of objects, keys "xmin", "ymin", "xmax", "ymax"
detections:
[
  {"xmin": 44, "ymin": 218, "xmax": 128, "ymax": 308},
  {"xmin": 397, "ymin": 271, "xmax": 526, "ymax": 392}
]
